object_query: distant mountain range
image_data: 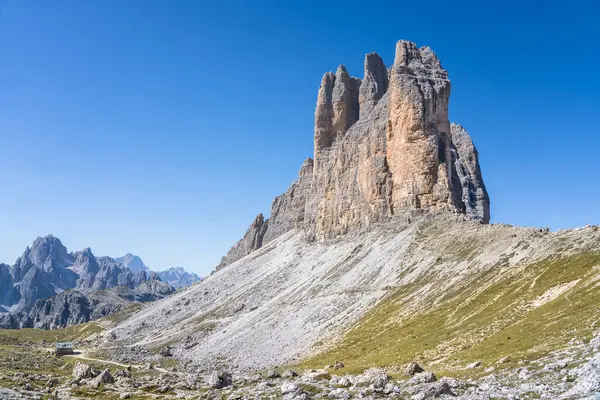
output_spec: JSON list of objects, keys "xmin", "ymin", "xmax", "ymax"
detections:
[
  {"xmin": 114, "ymin": 253, "xmax": 150, "ymax": 274},
  {"xmin": 156, "ymin": 266, "xmax": 201, "ymax": 289},
  {"xmin": 113, "ymin": 254, "xmax": 201, "ymax": 288},
  {"xmin": 0, "ymin": 235, "xmax": 201, "ymax": 329}
]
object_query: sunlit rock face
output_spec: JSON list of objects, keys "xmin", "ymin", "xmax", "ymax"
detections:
[{"xmin": 218, "ymin": 40, "xmax": 490, "ymax": 268}]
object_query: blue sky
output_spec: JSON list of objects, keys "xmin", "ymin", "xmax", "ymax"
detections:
[{"xmin": 0, "ymin": 1, "xmax": 599, "ymax": 275}]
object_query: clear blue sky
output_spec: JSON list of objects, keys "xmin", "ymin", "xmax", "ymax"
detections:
[{"xmin": 1, "ymin": 1, "xmax": 599, "ymax": 275}]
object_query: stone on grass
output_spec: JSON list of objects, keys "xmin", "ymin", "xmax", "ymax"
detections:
[
  {"xmin": 466, "ymin": 361, "xmax": 482, "ymax": 369},
  {"xmin": 405, "ymin": 361, "xmax": 425, "ymax": 376},
  {"xmin": 409, "ymin": 371, "xmax": 437, "ymax": 384},
  {"xmin": 266, "ymin": 370, "xmax": 281, "ymax": 379},
  {"xmin": 282, "ymin": 370, "xmax": 298, "ymax": 378},
  {"xmin": 355, "ymin": 368, "xmax": 389, "ymax": 388},
  {"xmin": 207, "ymin": 371, "xmax": 232, "ymax": 389},
  {"xmin": 281, "ymin": 382, "xmax": 299, "ymax": 394},
  {"xmin": 72, "ymin": 362, "xmax": 97, "ymax": 381},
  {"xmin": 334, "ymin": 361, "xmax": 345, "ymax": 370}
]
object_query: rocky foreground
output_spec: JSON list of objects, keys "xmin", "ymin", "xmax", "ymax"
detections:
[{"xmin": 3, "ymin": 327, "xmax": 600, "ymax": 399}]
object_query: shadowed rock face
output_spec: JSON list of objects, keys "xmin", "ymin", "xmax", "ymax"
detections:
[
  {"xmin": 218, "ymin": 40, "xmax": 490, "ymax": 269},
  {"xmin": 451, "ymin": 123, "xmax": 490, "ymax": 223},
  {"xmin": 359, "ymin": 53, "xmax": 389, "ymax": 118},
  {"xmin": 216, "ymin": 214, "xmax": 269, "ymax": 270}
]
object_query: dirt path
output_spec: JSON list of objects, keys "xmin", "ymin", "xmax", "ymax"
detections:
[
  {"xmin": 69, "ymin": 352, "xmax": 137, "ymax": 369},
  {"xmin": 65, "ymin": 350, "xmax": 186, "ymax": 376}
]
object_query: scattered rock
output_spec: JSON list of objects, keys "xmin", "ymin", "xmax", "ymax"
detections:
[
  {"xmin": 498, "ymin": 356, "xmax": 511, "ymax": 364},
  {"xmin": 88, "ymin": 369, "xmax": 114, "ymax": 388},
  {"xmin": 408, "ymin": 371, "xmax": 437, "ymax": 384},
  {"xmin": 466, "ymin": 361, "xmax": 482, "ymax": 369},
  {"xmin": 328, "ymin": 388, "xmax": 351, "ymax": 398},
  {"xmin": 119, "ymin": 394, "xmax": 132, "ymax": 399},
  {"xmin": 281, "ymin": 382, "xmax": 299, "ymax": 394},
  {"xmin": 157, "ymin": 385, "xmax": 171, "ymax": 393},
  {"xmin": 303, "ymin": 369, "xmax": 331, "ymax": 381},
  {"xmin": 159, "ymin": 346, "xmax": 173, "ymax": 357},
  {"xmin": 337, "ymin": 377, "xmax": 351, "ymax": 387},
  {"xmin": 282, "ymin": 370, "xmax": 298, "ymax": 378},
  {"xmin": 266, "ymin": 370, "xmax": 281, "ymax": 379},
  {"xmin": 45, "ymin": 378, "xmax": 59, "ymax": 388},
  {"xmin": 72, "ymin": 362, "xmax": 96, "ymax": 381},
  {"xmin": 405, "ymin": 362, "xmax": 425, "ymax": 376},
  {"xmin": 207, "ymin": 371, "xmax": 232, "ymax": 389},
  {"xmin": 422, "ymin": 382, "xmax": 454, "ymax": 398},
  {"xmin": 355, "ymin": 367, "xmax": 389, "ymax": 388},
  {"xmin": 333, "ymin": 361, "xmax": 345, "ymax": 370},
  {"xmin": 114, "ymin": 369, "xmax": 131, "ymax": 378}
]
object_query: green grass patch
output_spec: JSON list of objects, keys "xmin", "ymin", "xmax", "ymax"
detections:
[
  {"xmin": 300, "ymin": 252, "xmax": 600, "ymax": 376},
  {"xmin": 0, "ymin": 322, "xmax": 103, "ymax": 344}
]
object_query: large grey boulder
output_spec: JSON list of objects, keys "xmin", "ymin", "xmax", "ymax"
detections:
[
  {"xmin": 206, "ymin": 371, "xmax": 232, "ymax": 389},
  {"xmin": 72, "ymin": 362, "xmax": 97, "ymax": 381},
  {"xmin": 354, "ymin": 368, "xmax": 389, "ymax": 388}
]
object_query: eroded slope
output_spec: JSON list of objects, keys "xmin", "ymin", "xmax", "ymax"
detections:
[{"xmin": 104, "ymin": 215, "xmax": 600, "ymax": 376}]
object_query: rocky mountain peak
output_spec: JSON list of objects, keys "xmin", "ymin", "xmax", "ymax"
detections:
[
  {"xmin": 359, "ymin": 52, "xmax": 388, "ymax": 116},
  {"xmin": 157, "ymin": 267, "xmax": 201, "ymax": 289},
  {"xmin": 23, "ymin": 235, "xmax": 73, "ymax": 272},
  {"xmin": 114, "ymin": 253, "xmax": 149, "ymax": 274},
  {"xmin": 71, "ymin": 247, "xmax": 100, "ymax": 277},
  {"xmin": 217, "ymin": 40, "xmax": 490, "ymax": 269}
]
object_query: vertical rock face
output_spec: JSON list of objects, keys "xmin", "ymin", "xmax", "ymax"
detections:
[
  {"xmin": 314, "ymin": 72, "xmax": 336, "ymax": 160},
  {"xmin": 217, "ymin": 40, "xmax": 490, "ymax": 270},
  {"xmin": 263, "ymin": 158, "xmax": 314, "ymax": 243},
  {"xmin": 331, "ymin": 65, "xmax": 361, "ymax": 139},
  {"xmin": 386, "ymin": 41, "xmax": 458, "ymax": 213},
  {"xmin": 216, "ymin": 214, "xmax": 269, "ymax": 270},
  {"xmin": 359, "ymin": 53, "xmax": 389, "ymax": 116},
  {"xmin": 451, "ymin": 123, "xmax": 490, "ymax": 223}
]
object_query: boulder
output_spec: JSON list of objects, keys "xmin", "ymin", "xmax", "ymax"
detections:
[
  {"xmin": 282, "ymin": 370, "xmax": 298, "ymax": 378},
  {"xmin": 405, "ymin": 362, "xmax": 424, "ymax": 376},
  {"xmin": 355, "ymin": 368, "xmax": 389, "ymax": 388},
  {"xmin": 466, "ymin": 361, "xmax": 482, "ymax": 369},
  {"xmin": 159, "ymin": 346, "xmax": 173, "ymax": 357},
  {"xmin": 408, "ymin": 371, "xmax": 437, "ymax": 384},
  {"xmin": 302, "ymin": 369, "xmax": 331, "ymax": 381},
  {"xmin": 72, "ymin": 362, "xmax": 97, "ymax": 381},
  {"xmin": 88, "ymin": 369, "xmax": 114, "ymax": 388},
  {"xmin": 281, "ymin": 382, "xmax": 299, "ymax": 394},
  {"xmin": 266, "ymin": 370, "xmax": 281, "ymax": 379},
  {"xmin": 206, "ymin": 371, "xmax": 232, "ymax": 389}
]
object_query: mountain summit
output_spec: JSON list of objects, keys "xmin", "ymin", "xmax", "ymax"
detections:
[
  {"xmin": 114, "ymin": 253, "xmax": 150, "ymax": 274},
  {"xmin": 218, "ymin": 40, "xmax": 489, "ymax": 269}
]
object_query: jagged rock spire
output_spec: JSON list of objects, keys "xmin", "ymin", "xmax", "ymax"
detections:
[
  {"xmin": 217, "ymin": 40, "xmax": 490, "ymax": 270},
  {"xmin": 359, "ymin": 53, "xmax": 388, "ymax": 116},
  {"xmin": 386, "ymin": 39, "xmax": 456, "ymax": 212},
  {"xmin": 314, "ymin": 72, "xmax": 336, "ymax": 157},
  {"xmin": 451, "ymin": 123, "xmax": 490, "ymax": 223}
]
